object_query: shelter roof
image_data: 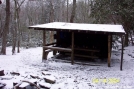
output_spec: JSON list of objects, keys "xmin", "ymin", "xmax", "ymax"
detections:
[{"xmin": 29, "ymin": 22, "xmax": 125, "ymax": 34}]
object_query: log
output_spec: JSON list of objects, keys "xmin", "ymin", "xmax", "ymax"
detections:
[
  {"xmin": 0, "ymin": 70, "xmax": 4, "ymax": 76},
  {"xmin": 43, "ymin": 46, "xmax": 72, "ymax": 52}
]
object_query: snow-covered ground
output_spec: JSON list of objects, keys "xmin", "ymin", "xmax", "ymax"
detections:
[{"xmin": 0, "ymin": 46, "xmax": 134, "ymax": 89}]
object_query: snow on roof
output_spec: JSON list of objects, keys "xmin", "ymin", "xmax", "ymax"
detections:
[{"xmin": 29, "ymin": 22, "xmax": 125, "ymax": 34}]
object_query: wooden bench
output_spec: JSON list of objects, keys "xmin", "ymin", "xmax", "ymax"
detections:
[
  {"xmin": 43, "ymin": 46, "xmax": 72, "ymax": 59},
  {"xmin": 64, "ymin": 48, "xmax": 100, "ymax": 59},
  {"xmin": 74, "ymin": 48, "xmax": 100, "ymax": 59},
  {"xmin": 43, "ymin": 45, "xmax": 100, "ymax": 60}
]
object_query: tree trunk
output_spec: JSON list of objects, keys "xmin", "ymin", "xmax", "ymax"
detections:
[
  {"xmin": 0, "ymin": 0, "xmax": 2, "ymax": 4},
  {"xmin": 12, "ymin": 0, "xmax": 17, "ymax": 55},
  {"xmin": 17, "ymin": 8, "xmax": 20, "ymax": 53},
  {"xmin": 1, "ymin": 0, "xmax": 10, "ymax": 55},
  {"xmin": 129, "ymin": 30, "xmax": 134, "ymax": 45},
  {"xmin": 123, "ymin": 22, "xmax": 129, "ymax": 47},
  {"xmin": 12, "ymin": 0, "xmax": 25, "ymax": 53},
  {"xmin": 124, "ymin": 31, "xmax": 128, "ymax": 46},
  {"xmin": 12, "ymin": 27, "xmax": 17, "ymax": 55},
  {"xmin": 67, "ymin": 0, "xmax": 69, "ymax": 22},
  {"xmin": 70, "ymin": 0, "xmax": 76, "ymax": 23},
  {"xmin": 0, "ymin": 11, "xmax": 3, "ymax": 38},
  {"xmin": 17, "ymin": 39, "xmax": 20, "ymax": 53},
  {"xmin": 49, "ymin": 0, "xmax": 54, "ymax": 43}
]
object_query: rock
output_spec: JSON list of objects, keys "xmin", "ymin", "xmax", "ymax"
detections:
[
  {"xmin": 44, "ymin": 76, "xmax": 56, "ymax": 84},
  {"xmin": 131, "ymin": 56, "xmax": 134, "ymax": 58},
  {"xmin": 19, "ymin": 82, "xmax": 29, "ymax": 88},
  {"xmin": 13, "ymin": 82, "xmax": 18, "ymax": 86},
  {"xmin": 39, "ymin": 82, "xmax": 51, "ymax": 89},
  {"xmin": 128, "ymin": 54, "xmax": 131, "ymax": 56},
  {"xmin": 14, "ymin": 79, "xmax": 38, "ymax": 89},
  {"xmin": 0, "ymin": 82, "xmax": 6, "ymax": 88},
  {"xmin": 0, "ymin": 70, "xmax": 4, "ymax": 76},
  {"xmin": 28, "ymin": 79, "xmax": 37, "ymax": 86},
  {"xmin": 10, "ymin": 72, "xmax": 20, "ymax": 76},
  {"xmin": 30, "ymin": 75, "xmax": 40, "ymax": 79},
  {"xmin": 42, "ymin": 72, "xmax": 51, "ymax": 76},
  {"xmin": 0, "ymin": 76, "xmax": 13, "ymax": 80},
  {"xmin": 13, "ymin": 79, "xmax": 22, "ymax": 87}
]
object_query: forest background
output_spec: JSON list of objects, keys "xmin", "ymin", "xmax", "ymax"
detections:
[{"xmin": 0, "ymin": 0, "xmax": 134, "ymax": 55}]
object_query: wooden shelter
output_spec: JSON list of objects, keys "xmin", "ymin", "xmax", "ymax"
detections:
[{"xmin": 29, "ymin": 22, "xmax": 125, "ymax": 70}]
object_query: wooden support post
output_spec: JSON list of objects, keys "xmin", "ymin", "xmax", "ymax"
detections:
[
  {"xmin": 53, "ymin": 50, "xmax": 57, "ymax": 55},
  {"xmin": 42, "ymin": 31, "xmax": 46, "ymax": 61},
  {"xmin": 120, "ymin": 35, "xmax": 124, "ymax": 71},
  {"xmin": 71, "ymin": 32, "xmax": 74, "ymax": 65},
  {"xmin": 108, "ymin": 35, "xmax": 111, "ymax": 67}
]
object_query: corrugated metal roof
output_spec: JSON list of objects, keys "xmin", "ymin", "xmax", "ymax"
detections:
[{"xmin": 29, "ymin": 22, "xmax": 125, "ymax": 34}]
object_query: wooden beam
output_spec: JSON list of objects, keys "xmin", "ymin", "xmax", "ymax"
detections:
[
  {"xmin": 71, "ymin": 32, "xmax": 74, "ymax": 65},
  {"xmin": 43, "ymin": 46, "xmax": 72, "ymax": 52},
  {"xmin": 42, "ymin": 31, "xmax": 46, "ymax": 61},
  {"xmin": 45, "ymin": 42, "xmax": 56, "ymax": 46},
  {"xmin": 108, "ymin": 35, "xmax": 111, "ymax": 67},
  {"xmin": 65, "ymin": 53, "xmax": 98, "ymax": 59},
  {"xmin": 75, "ymin": 54, "xmax": 98, "ymax": 59},
  {"xmin": 120, "ymin": 35, "xmax": 124, "ymax": 71},
  {"xmin": 74, "ymin": 48, "xmax": 99, "ymax": 52}
]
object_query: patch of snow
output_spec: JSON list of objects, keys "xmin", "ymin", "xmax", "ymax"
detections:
[{"xmin": 0, "ymin": 47, "xmax": 134, "ymax": 89}]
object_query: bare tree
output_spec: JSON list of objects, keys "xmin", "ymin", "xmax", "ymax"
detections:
[
  {"xmin": 75, "ymin": 0, "xmax": 91, "ymax": 23},
  {"xmin": 67, "ymin": 0, "xmax": 69, "ymax": 22},
  {"xmin": 0, "ymin": 0, "xmax": 2, "ymax": 4},
  {"xmin": 70, "ymin": 0, "xmax": 76, "ymax": 23},
  {"xmin": 12, "ymin": 0, "xmax": 25, "ymax": 54},
  {"xmin": 49, "ymin": 0, "xmax": 54, "ymax": 43},
  {"xmin": 1, "ymin": 0, "xmax": 10, "ymax": 55},
  {"xmin": 0, "ymin": 4, "xmax": 4, "ymax": 38}
]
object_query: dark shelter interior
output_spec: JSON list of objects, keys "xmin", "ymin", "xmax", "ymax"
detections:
[{"xmin": 56, "ymin": 32, "xmax": 111, "ymax": 59}]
